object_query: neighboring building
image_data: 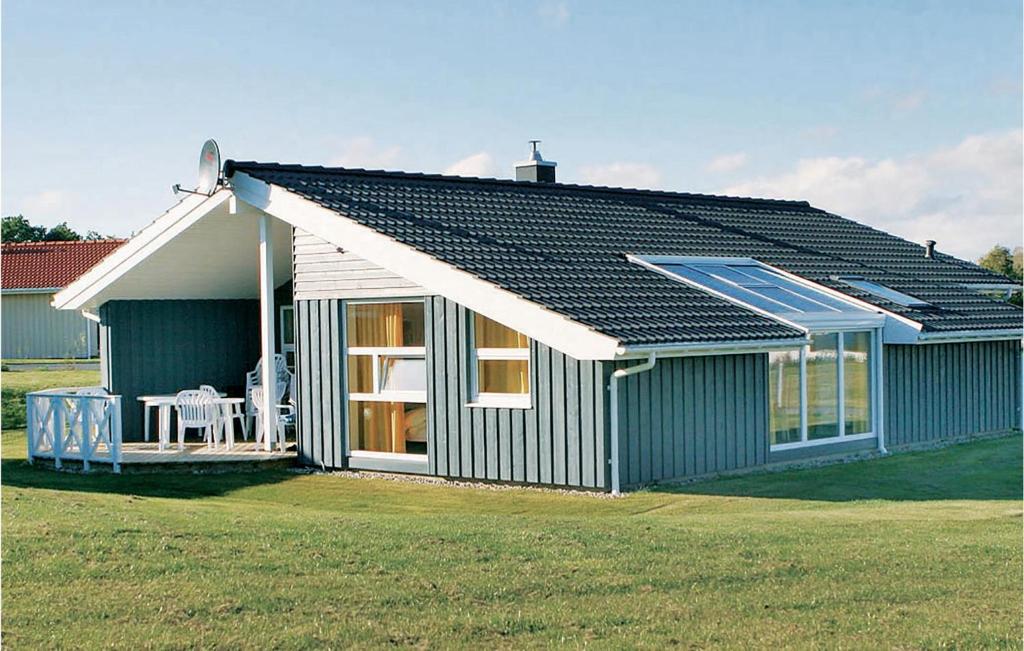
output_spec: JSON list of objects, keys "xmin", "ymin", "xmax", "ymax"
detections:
[
  {"xmin": 52, "ymin": 151, "xmax": 1023, "ymax": 492},
  {"xmin": 2, "ymin": 239, "xmax": 125, "ymax": 359}
]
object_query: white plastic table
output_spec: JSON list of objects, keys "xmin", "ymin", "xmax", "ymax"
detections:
[{"xmin": 138, "ymin": 393, "xmax": 242, "ymax": 450}]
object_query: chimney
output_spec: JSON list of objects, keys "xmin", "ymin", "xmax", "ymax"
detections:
[
  {"xmin": 924, "ymin": 240, "xmax": 936, "ymax": 258},
  {"xmin": 515, "ymin": 140, "xmax": 557, "ymax": 183}
]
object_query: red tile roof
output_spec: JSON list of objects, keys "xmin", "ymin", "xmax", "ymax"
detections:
[{"xmin": 2, "ymin": 239, "xmax": 126, "ymax": 290}]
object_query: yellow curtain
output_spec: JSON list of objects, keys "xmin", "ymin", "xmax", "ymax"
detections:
[{"xmin": 475, "ymin": 313, "xmax": 528, "ymax": 348}]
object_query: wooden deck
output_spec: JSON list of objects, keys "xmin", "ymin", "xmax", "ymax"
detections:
[
  {"xmin": 119, "ymin": 441, "xmax": 297, "ymax": 465},
  {"xmin": 31, "ymin": 440, "xmax": 297, "ymax": 470}
]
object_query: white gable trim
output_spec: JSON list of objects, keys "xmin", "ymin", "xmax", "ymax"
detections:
[
  {"xmin": 52, "ymin": 190, "xmax": 232, "ymax": 311},
  {"xmin": 230, "ymin": 172, "xmax": 624, "ymax": 360}
]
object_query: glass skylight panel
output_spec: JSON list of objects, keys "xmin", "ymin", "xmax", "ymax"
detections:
[
  {"xmin": 838, "ymin": 278, "xmax": 931, "ymax": 308},
  {"xmin": 648, "ymin": 258, "xmax": 871, "ymax": 321}
]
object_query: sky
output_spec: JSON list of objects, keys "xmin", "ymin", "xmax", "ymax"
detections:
[{"xmin": 2, "ymin": 0, "xmax": 1021, "ymax": 260}]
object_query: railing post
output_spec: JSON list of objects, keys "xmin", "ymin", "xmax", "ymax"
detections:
[
  {"xmin": 52, "ymin": 399, "xmax": 65, "ymax": 470},
  {"xmin": 25, "ymin": 394, "xmax": 36, "ymax": 465},
  {"xmin": 111, "ymin": 396, "xmax": 123, "ymax": 474},
  {"xmin": 80, "ymin": 397, "xmax": 92, "ymax": 472}
]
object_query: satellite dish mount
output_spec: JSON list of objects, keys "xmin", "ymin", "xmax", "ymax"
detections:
[{"xmin": 172, "ymin": 139, "xmax": 222, "ymax": 196}]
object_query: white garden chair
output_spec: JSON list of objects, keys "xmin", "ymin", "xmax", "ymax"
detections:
[
  {"xmin": 251, "ymin": 385, "xmax": 290, "ymax": 452},
  {"xmin": 244, "ymin": 355, "xmax": 291, "ymax": 437},
  {"xmin": 174, "ymin": 390, "xmax": 216, "ymax": 451}
]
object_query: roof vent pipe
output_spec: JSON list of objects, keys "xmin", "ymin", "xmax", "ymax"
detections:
[
  {"xmin": 924, "ymin": 240, "xmax": 936, "ymax": 258},
  {"xmin": 515, "ymin": 140, "xmax": 557, "ymax": 183}
]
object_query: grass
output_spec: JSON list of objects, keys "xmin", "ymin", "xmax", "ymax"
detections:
[
  {"xmin": 2, "ymin": 370, "xmax": 1022, "ymax": 648},
  {"xmin": 1, "ymin": 366, "xmax": 101, "ymax": 430}
]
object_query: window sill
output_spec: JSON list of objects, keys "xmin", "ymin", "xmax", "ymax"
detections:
[
  {"xmin": 769, "ymin": 431, "xmax": 875, "ymax": 452},
  {"xmin": 466, "ymin": 395, "xmax": 532, "ymax": 410}
]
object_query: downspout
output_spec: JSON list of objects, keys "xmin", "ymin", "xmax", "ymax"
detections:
[{"xmin": 608, "ymin": 352, "xmax": 656, "ymax": 496}]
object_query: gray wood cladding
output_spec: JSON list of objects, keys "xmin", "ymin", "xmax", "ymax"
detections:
[
  {"xmin": 884, "ymin": 340, "xmax": 1022, "ymax": 446},
  {"xmin": 613, "ymin": 353, "xmax": 769, "ymax": 486},
  {"xmin": 292, "ymin": 229, "xmax": 423, "ymax": 300},
  {"xmin": 425, "ymin": 297, "xmax": 611, "ymax": 489},
  {"xmin": 99, "ymin": 300, "xmax": 261, "ymax": 441},
  {"xmin": 293, "ymin": 299, "xmax": 346, "ymax": 469}
]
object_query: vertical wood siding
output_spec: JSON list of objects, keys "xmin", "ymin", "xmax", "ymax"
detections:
[
  {"xmin": 426, "ymin": 297, "xmax": 611, "ymax": 489},
  {"xmin": 884, "ymin": 340, "xmax": 1022, "ymax": 446},
  {"xmin": 100, "ymin": 300, "xmax": 261, "ymax": 440},
  {"xmin": 2, "ymin": 292, "xmax": 98, "ymax": 359},
  {"xmin": 292, "ymin": 229, "xmax": 424, "ymax": 300},
  {"xmin": 293, "ymin": 299, "xmax": 346, "ymax": 469},
  {"xmin": 614, "ymin": 353, "xmax": 769, "ymax": 486}
]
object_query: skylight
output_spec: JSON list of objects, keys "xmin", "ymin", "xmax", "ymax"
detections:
[
  {"xmin": 630, "ymin": 256, "xmax": 883, "ymax": 329},
  {"xmin": 837, "ymin": 278, "xmax": 931, "ymax": 308}
]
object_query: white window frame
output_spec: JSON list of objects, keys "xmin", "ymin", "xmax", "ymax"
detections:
[
  {"xmin": 343, "ymin": 299, "xmax": 429, "ymax": 459},
  {"xmin": 467, "ymin": 313, "xmax": 532, "ymax": 409},
  {"xmin": 769, "ymin": 327, "xmax": 879, "ymax": 452},
  {"xmin": 279, "ymin": 305, "xmax": 295, "ymax": 368}
]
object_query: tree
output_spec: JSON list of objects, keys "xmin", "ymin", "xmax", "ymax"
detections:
[
  {"xmin": 977, "ymin": 245, "xmax": 1016, "ymax": 279},
  {"xmin": 1013, "ymin": 246, "xmax": 1023, "ymax": 280},
  {"xmin": 42, "ymin": 222, "xmax": 81, "ymax": 241},
  {"xmin": 1, "ymin": 215, "xmax": 46, "ymax": 242}
]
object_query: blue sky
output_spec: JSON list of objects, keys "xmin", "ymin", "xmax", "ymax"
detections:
[{"xmin": 3, "ymin": 0, "xmax": 1021, "ymax": 258}]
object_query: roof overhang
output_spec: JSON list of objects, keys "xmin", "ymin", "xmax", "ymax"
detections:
[
  {"xmin": 52, "ymin": 189, "xmax": 291, "ymax": 311},
  {"xmin": 2, "ymin": 287, "xmax": 61, "ymax": 295},
  {"xmin": 230, "ymin": 171, "xmax": 625, "ymax": 360}
]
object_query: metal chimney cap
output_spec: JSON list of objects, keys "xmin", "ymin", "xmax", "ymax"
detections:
[{"xmin": 924, "ymin": 240, "xmax": 936, "ymax": 258}]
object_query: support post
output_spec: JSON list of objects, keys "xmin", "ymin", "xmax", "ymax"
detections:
[{"xmin": 259, "ymin": 212, "xmax": 277, "ymax": 452}]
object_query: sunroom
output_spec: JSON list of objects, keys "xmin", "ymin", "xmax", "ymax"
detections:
[{"xmin": 630, "ymin": 256, "xmax": 887, "ymax": 457}]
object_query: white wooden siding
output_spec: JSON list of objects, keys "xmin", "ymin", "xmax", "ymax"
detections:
[
  {"xmin": 1, "ymin": 292, "xmax": 98, "ymax": 358},
  {"xmin": 292, "ymin": 228, "xmax": 424, "ymax": 300}
]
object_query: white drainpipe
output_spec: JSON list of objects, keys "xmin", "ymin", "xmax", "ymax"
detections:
[{"xmin": 608, "ymin": 352, "xmax": 657, "ymax": 496}]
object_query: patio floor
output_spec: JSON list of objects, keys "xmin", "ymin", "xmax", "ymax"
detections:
[{"xmin": 31, "ymin": 440, "xmax": 297, "ymax": 471}]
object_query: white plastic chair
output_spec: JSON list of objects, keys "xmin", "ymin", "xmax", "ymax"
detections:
[
  {"xmin": 174, "ymin": 390, "xmax": 216, "ymax": 451},
  {"xmin": 245, "ymin": 355, "xmax": 291, "ymax": 437},
  {"xmin": 252, "ymin": 385, "xmax": 289, "ymax": 452}
]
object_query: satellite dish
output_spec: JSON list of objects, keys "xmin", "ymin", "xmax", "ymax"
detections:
[{"xmin": 197, "ymin": 139, "xmax": 221, "ymax": 195}]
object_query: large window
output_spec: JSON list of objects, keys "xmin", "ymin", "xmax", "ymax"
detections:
[
  {"xmin": 346, "ymin": 301, "xmax": 427, "ymax": 455},
  {"xmin": 768, "ymin": 330, "xmax": 876, "ymax": 449},
  {"xmin": 470, "ymin": 313, "xmax": 531, "ymax": 408}
]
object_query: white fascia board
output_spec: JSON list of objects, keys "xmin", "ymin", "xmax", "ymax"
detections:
[
  {"xmin": 616, "ymin": 336, "xmax": 810, "ymax": 359},
  {"xmin": 52, "ymin": 190, "xmax": 232, "ymax": 311},
  {"xmin": 1, "ymin": 288, "xmax": 61, "ymax": 295},
  {"xmin": 914, "ymin": 329, "xmax": 1023, "ymax": 344},
  {"xmin": 230, "ymin": 172, "xmax": 623, "ymax": 360}
]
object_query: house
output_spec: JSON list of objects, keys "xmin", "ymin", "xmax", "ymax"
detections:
[
  {"xmin": 2, "ymin": 239, "xmax": 125, "ymax": 359},
  {"xmin": 49, "ymin": 148, "xmax": 1022, "ymax": 492}
]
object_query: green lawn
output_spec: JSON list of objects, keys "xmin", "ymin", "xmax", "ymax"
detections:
[{"xmin": 2, "ymin": 370, "xmax": 1022, "ymax": 648}]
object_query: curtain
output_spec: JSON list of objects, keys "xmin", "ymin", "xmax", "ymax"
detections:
[{"xmin": 475, "ymin": 314, "xmax": 528, "ymax": 348}]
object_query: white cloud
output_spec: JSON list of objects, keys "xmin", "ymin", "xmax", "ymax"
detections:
[
  {"xmin": 578, "ymin": 162, "xmax": 662, "ymax": 189},
  {"xmin": 538, "ymin": 0, "xmax": 570, "ymax": 26},
  {"xmin": 706, "ymin": 152, "xmax": 749, "ymax": 174},
  {"xmin": 722, "ymin": 129, "xmax": 1023, "ymax": 260},
  {"xmin": 328, "ymin": 136, "xmax": 402, "ymax": 169},
  {"xmin": 443, "ymin": 152, "xmax": 496, "ymax": 178},
  {"xmin": 12, "ymin": 189, "xmax": 69, "ymax": 220}
]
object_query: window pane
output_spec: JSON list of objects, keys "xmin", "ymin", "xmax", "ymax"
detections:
[
  {"xmin": 474, "ymin": 314, "xmax": 528, "ymax": 349},
  {"xmin": 843, "ymin": 331, "xmax": 872, "ymax": 435},
  {"xmin": 281, "ymin": 307, "xmax": 295, "ymax": 345},
  {"xmin": 348, "ymin": 401, "xmax": 427, "ymax": 454},
  {"xmin": 752, "ymin": 286, "xmax": 833, "ymax": 313},
  {"xmin": 380, "ymin": 356, "xmax": 427, "ymax": 393},
  {"xmin": 347, "ymin": 355, "xmax": 374, "ymax": 393},
  {"xmin": 806, "ymin": 333, "xmax": 839, "ymax": 440},
  {"xmin": 478, "ymin": 359, "xmax": 530, "ymax": 394},
  {"xmin": 347, "ymin": 302, "xmax": 424, "ymax": 347},
  {"xmin": 768, "ymin": 350, "xmax": 802, "ymax": 445}
]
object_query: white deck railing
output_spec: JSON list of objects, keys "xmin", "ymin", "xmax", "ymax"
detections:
[{"xmin": 26, "ymin": 387, "xmax": 123, "ymax": 472}]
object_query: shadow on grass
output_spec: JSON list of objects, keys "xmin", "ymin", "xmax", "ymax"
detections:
[
  {"xmin": 1, "ymin": 456, "xmax": 298, "ymax": 500},
  {"xmin": 651, "ymin": 434, "xmax": 1023, "ymax": 502}
]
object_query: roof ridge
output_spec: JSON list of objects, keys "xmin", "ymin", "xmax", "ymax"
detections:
[{"xmin": 224, "ymin": 160, "xmax": 815, "ymax": 209}]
